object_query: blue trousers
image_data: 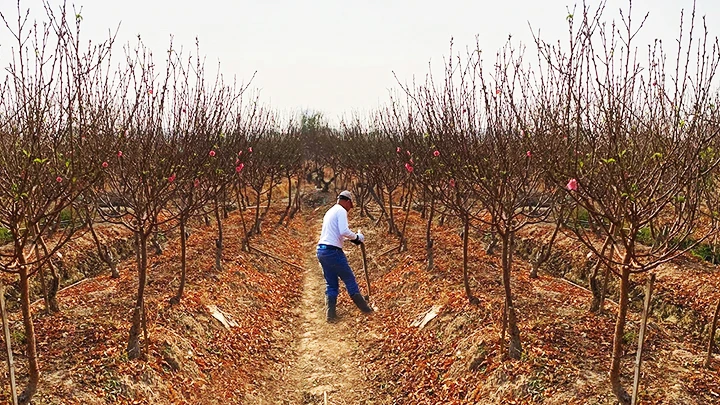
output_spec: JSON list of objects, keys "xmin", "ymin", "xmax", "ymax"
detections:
[{"xmin": 316, "ymin": 247, "xmax": 361, "ymax": 298}]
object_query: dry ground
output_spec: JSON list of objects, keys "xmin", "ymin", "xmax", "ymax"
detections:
[{"xmin": 1, "ymin": 196, "xmax": 720, "ymax": 404}]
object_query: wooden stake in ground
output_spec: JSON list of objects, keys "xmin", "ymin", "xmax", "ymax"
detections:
[
  {"xmin": 705, "ymin": 297, "xmax": 720, "ymax": 368},
  {"xmin": 1, "ymin": 283, "xmax": 18, "ymax": 405},
  {"xmin": 631, "ymin": 273, "xmax": 655, "ymax": 405}
]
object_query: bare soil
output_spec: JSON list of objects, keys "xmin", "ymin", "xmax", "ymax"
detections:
[{"xmin": 244, "ymin": 213, "xmax": 379, "ymax": 404}]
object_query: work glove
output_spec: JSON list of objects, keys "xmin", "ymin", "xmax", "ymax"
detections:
[{"xmin": 350, "ymin": 231, "xmax": 365, "ymax": 245}]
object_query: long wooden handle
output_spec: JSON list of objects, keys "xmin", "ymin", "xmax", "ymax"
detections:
[
  {"xmin": 360, "ymin": 243, "xmax": 371, "ymax": 301},
  {"xmin": 1, "ymin": 283, "xmax": 18, "ymax": 405}
]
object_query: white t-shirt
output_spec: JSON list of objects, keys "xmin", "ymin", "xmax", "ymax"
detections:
[{"xmin": 318, "ymin": 204, "xmax": 357, "ymax": 248}]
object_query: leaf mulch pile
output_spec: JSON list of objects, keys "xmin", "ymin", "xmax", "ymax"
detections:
[{"xmin": 1, "ymin": 209, "xmax": 307, "ymax": 404}]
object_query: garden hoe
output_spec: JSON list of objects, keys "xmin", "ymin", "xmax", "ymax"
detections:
[{"xmin": 360, "ymin": 241, "xmax": 371, "ymax": 302}]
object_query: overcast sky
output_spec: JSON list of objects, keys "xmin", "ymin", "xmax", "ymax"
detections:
[{"xmin": 2, "ymin": 0, "xmax": 719, "ymax": 123}]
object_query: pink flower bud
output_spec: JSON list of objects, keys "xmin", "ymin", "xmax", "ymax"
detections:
[
  {"xmin": 168, "ymin": 174, "xmax": 176, "ymax": 183},
  {"xmin": 194, "ymin": 178, "xmax": 200, "ymax": 188},
  {"xmin": 526, "ymin": 151, "xmax": 532, "ymax": 157},
  {"xmin": 248, "ymin": 147, "xmax": 253, "ymax": 153},
  {"xmin": 406, "ymin": 150, "xmax": 411, "ymax": 156},
  {"xmin": 117, "ymin": 151, "xmax": 123, "ymax": 157},
  {"xmin": 449, "ymin": 179, "xmax": 456, "ymax": 188},
  {"xmin": 567, "ymin": 178, "xmax": 578, "ymax": 191},
  {"xmin": 404, "ymin": 163, "xmax": 413, "ymax": 173},
  {"xmin": 102, "ymin": 161, "xmax": 109, "ymax": 168},
  {"xmin": 433, "ymin": 150, "xmax": 440, "ymax": 157},
  {"xmin": 238, "ymin": 151, "xmax": 243, "ymax": 156},
  {"xmin": 396, "ymin": 147, "xmax": 401, "ymax": 153},
  {"xmin": 56, "ymin": 176, "xmax": 62, "ymax": 183},
  {"xmin": 236, "ymin": 163, "xmax": 244, "ymax": 173},
  {"xmin": 209, "ymin": 150, "xmax": 216, "ymax": 157}
]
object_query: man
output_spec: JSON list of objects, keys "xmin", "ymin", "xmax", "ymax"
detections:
[{"xmin": 317, "ymin": 190, "xmax": 373, "ymax": 322}]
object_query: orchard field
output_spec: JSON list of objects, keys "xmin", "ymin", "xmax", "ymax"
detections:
[{"xmin": 2, "ymin": 2, "xmax": 720, "ymax": 404}]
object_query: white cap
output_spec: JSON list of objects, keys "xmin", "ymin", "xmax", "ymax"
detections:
[{"xmin": 338, "ymin": 190, "xmax": 353, "ymax": 201}]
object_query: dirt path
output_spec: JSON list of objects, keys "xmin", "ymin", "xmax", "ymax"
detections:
[{"xmin": 245, "ymin": 215, "xmax": 378, "ymax": 405}]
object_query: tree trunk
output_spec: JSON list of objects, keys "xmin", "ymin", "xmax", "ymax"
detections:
[
  {"xmin": 598, "ymin": 261, "xmax": 612, "ymax": 313},
  {"xmin": 426, "ymin": 195, "xmax": 435, "ymax": 271},
  {"xmin": 462, "ymin": 214, "xmax": 476, "ymax": 304},
  {"xmin": 398, "ymin": 183, "xmax": 414, "ymax": 252},
  {"xmin": 388, "ymin": 188, "xmax": 397, "ymax": 236},
  {"xmin": 485, "ymin": 232, "xmax": 498, "ymax": 255},
  {"xmin": 215, "ymin": 198, "xmax": 224, "ymax": 271},
  {"xmin": 87, "ymin": 214, "xmax": 119, "ymax": 278},
  {"xmin": 609, "ymin": 263, "xmax": 632, "ymax": 405},
  {"xmin": 234, "ymin": 184, "xmax": 250, "ymax": 251},
  {"xmin": 501, "ymin": 230, "xmax": 522, "ymax": 359},
  {"xmin": 590, "ymin": 235, "xmax": 613, "ymax": 312},
  {"xmin": 222, "ymin": 185, "xmax": 229, "ymax": 219},
  {"xmin": 277, "ymin": 172, "xmax": 293, "ymax": 225},
  {"xmin": 530, "ymin": 218, "xmax": 562, "ymax": 279},
  {"xmin": 33, "ymin": 227, "xmax": 60, "ymax": 313},
  {"xmin": 37, "ymin": 261, "xmax": 50, "ymax": 314},
  {"xmin": 253, "ymin": 188, "xmax": 262, "ymax": 235},
  {"xmin": 17, "ymin": 255, "xmax": 40, "ymax": 405},
  {"xmin": 290, "ymin": 176, "xmax": 302, "ymax": 219},
  {"xmin": 127, "ymin": 232, "xmax": 148, "ymax": 360},
  {"xmin": 264, "ymin": 174, "xmax": 274, "ymax": 216},
  {"xmin": 171, "ymin": 217, "xmax": 188, "ymax": 305},
  {"xmin": 705, "ymin": 297, "xmax": 720, "ymax": 368}
]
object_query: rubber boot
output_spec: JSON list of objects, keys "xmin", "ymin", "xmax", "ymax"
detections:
[
  {"xmin": 350, "ymin": 293, "xmax": 373, "ymax": 313},
  {"xmin": 326, "ymin": 295, "xmax": 337, "ymax": 322}
]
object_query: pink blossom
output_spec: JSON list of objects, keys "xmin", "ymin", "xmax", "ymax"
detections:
[
  {"xmin": 56, "ymin": 176, "xmax": 62, "ymax": 183},
  {"xmin": 102, "ymin": 161, "xmax": 109, "ymax": 168},
  {"xmin": 235, "ymin": 159, "xmax": 240, "ymax": 165},
  {"xmin": 526, "ymin": 151, "xmax": 532, "ymax": 158},
  {"xmin": 236, "ymin": 163, "xmax": 244, "ymax": 173},
  {"xmin": 168, "ymin": 174, "xmax": 176, "ymax": 183},
  {"xmin": 406, "ymin": 150, "xmax": 411, "ymax": 156},
  {"xmin": 209, "ymin": 150, "xmax": 216, "ymax": 157},
  {"xmin": 396, "ymin": 147, "xmax": 401, "ymax": 153},
  {"xmin": 409, "ymin": 158, "xmax": 414, "ymax": 164},
  {"xmin": 496, "ymin": 88, "xmax": 501, "ymax": 95},
  {"xmin": 404, "ymin": 163, "xmax": 414, "ymax": 173},
  {"xmin": 248, "ymin": 147, "xmax": 253, "ymax": 153},
  {"xmin": 433, "ymin": 150, "xmax": 440, "ymax": 157},
  {"xmin": 238, "ymin": 151, "xmax": 243, "ymax": 156},
  {"xmin": 117, "ymin": 151, "xmax": 123, "ymax": 157},
  {"xmin": 194, "ymin": 178, "xmax": 200, "ymax": 188},
  {"xmin": 449, "ymin": 179, "xmax": 456, "ymax": 188},
  {"xmin": 567, "ymin": 178, "xmax": 578, "ymax": 191},
  {"xmin": 148, "ymin": 89, "xmax": 153, "ymax": 95}
]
